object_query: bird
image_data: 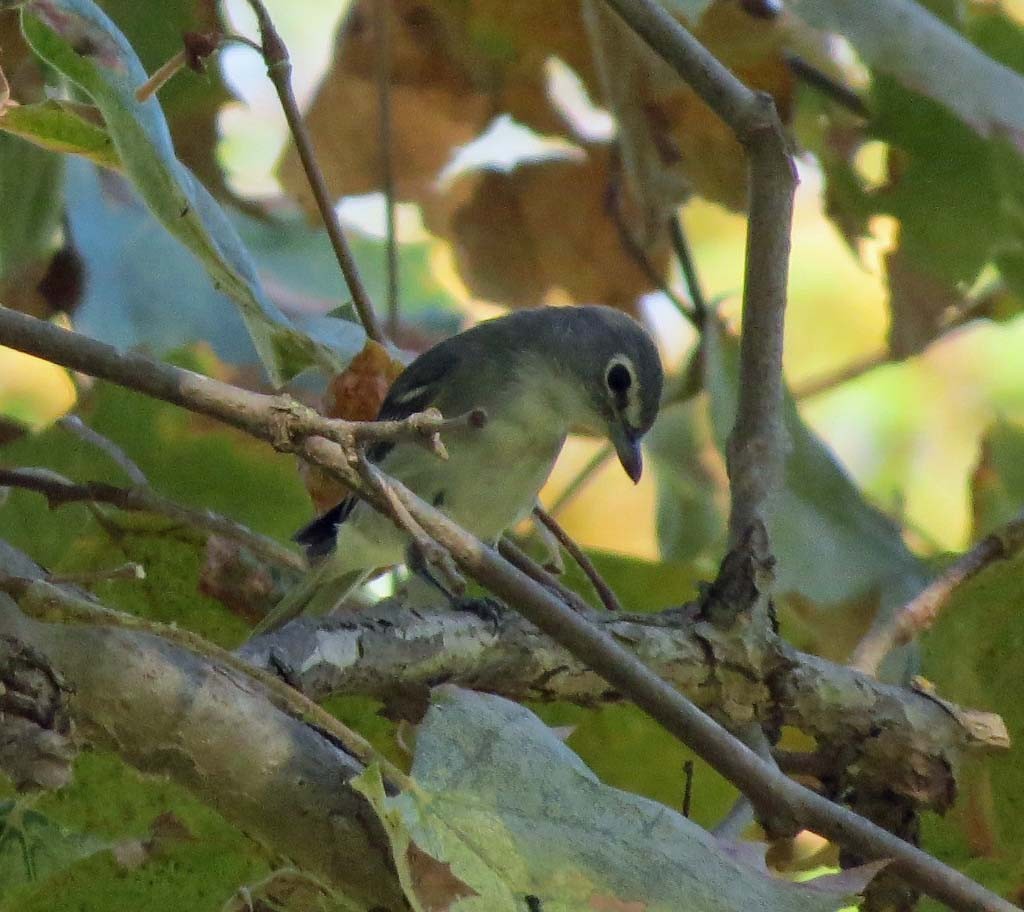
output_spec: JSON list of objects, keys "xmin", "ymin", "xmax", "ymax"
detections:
[{"xmin": 252, "ymin": 305, "xmax": 664, "ymax": 635}]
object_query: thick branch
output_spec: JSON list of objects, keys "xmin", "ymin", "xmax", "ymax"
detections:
[
  {"xmin": 0, "ymin": 545, "xmax": 401, "ymax": 908},
  {"xmin": 600, "ymin": 0, "xmax": 796, "ymax": 542},
  {"xmin": 242, "ymin": 600, "xmax": 1007, "ymax": 815},
  {"xmin": 851, "ymin": 514, "xmax": 1024, "ymax": 676},
  {"xmin": 1, "ymin": 311, "xmax": 1017, "ymax": 912}
]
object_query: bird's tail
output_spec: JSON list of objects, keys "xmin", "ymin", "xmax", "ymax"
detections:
[{"xmin": 249, "ymin": 563, "xmax": 370, "ymax": 639}]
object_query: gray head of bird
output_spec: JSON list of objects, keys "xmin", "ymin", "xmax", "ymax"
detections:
[{"xmin": 522, "ymin": 305, "xmax": 664, "ymax": 484}]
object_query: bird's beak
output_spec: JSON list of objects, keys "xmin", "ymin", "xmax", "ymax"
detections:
[{"xmin": 611, "ymin": 423, "xmax": 643, "ymax": 484}]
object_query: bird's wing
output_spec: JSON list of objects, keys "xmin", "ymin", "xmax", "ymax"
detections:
[{"xmin": 294, "ymin": 343, "xmax": 460, "ymax": 559}]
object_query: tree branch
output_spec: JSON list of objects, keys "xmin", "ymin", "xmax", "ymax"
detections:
[
  {"xmin": 240, "ymin": 594, "xmax": 1007, "ymax": 817},
  {"xmin": 599, "ymin": 0, "xmax": 796, "ymax": 543},
  {"xmin": 532, "ymin": 506, "xmax": 623, "ymax": 612},
  {"xmin": 0, "ymin": 467, "xmax": 307, "ymax": 572},
  {"xmin": 0, "ymin": 313, "xmax": 1017, "ymax": 911},
  {"xmin": 57, "ymin": 415, "xmax": 149, "ymax": 485},
  {"xmin": 0, "ymin": 544, "xmax": 402, "ymax": 908},
  {"xmin": 244, "ymin": 0, "xmax": 385, "ymax": 343},
  {"xmin": 851, "ymin": 513, "xmax": 1024, "ymax": 676}
]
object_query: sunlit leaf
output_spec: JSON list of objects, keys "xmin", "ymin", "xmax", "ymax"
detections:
[
  {"xmin": 790, "ymin": 0, "xmax": 1024, "ymax": 145},
  {"xmin": 19, "ymin": 0, "xmax": 340, "ymax": 384},
  {"xmin": 354, "ymin": 687, "xmax": 874, "ymax": 912},
  {"xmin": 0, "ymin": 99, "xmax": 119, "ymax": 170}
]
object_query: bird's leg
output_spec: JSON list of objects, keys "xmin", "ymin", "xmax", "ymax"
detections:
[
  {"xmin": 451, "ymin": 594, "xmax": 506, "ymax": 628},
  {"xmin": 357, "ymin": 455, "xmax": 466, "ymax": 596},
  {"xmin": 403, "ymin": 540, "xmax": 464, "ymax": 601},
  {"xmin": 403, "ymin": 541, "xmax": 505, "ymax": 627}
]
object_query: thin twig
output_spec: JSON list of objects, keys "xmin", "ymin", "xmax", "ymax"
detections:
[
  {"xmin": 244, "ymin": 0, "xmax": 385, "ymax": 343},
  {"xmin": 606, "ymin": 174, "xmax": 699, "ymax": 329},
  {"xmin": 530, "ymin": 505, "xmax": 566, "ymax": 574},
  {"xmin": 0, "ymin": 573, "xmax": 412, "ymax": 792},
  {"xmin": 548, "ymin": 445, "xmax": 613, "ymax": 516},
  {"xmin": 134, "ymin": 49, "xmax": 187, "ymax": 103},
  {"xmin": 850, "ymin": 513, "xmax": 1024, "ymax": 676},
  {"xmin": 57, "ymin": 415, "xmax": 149, "ymax": 485},
  {"xmin": 791, "ymin": 348, "xmax": 888, "ymax": 400},
  {"xmin": 533, "ymin": 506, "xmax": 624, "ymax": 612},
  {"xmin": 0, "ymin": 467, "xmax": 306, "ymax": 572},
  {"xmin": 668, "ymin": 212, "xmax": 708, "ymax": 327},
  {"xmin": 1, "ymin": 270, "xmax": 1017, "ymax": 912},
  {"xmin": 48, "ymin": 562, "xmax": 145, "ymax": 585},
  {"xmin": 498, "ymin": 538, "xmax": 596, "ymax": 617},
  {"xmin": 785, "ymin": 54, "xmax": 869, "ymax": 118},
  {"xmin": 600, "ymin": 0, "xmax": 797, "ymax": 546},
  {"xmin": 794, "ymin": 283, "xmax": 1010, "ymax": 401},
  {"xmin": 373, "ymin": 0, "xmax": 400, "ymax": 337}
]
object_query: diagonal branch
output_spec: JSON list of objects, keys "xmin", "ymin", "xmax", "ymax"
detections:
[
  {"xmin": 0, "ymin": 304, "xmax": 1017, "ymax": 912},
  {"xmin": 851, "ymin": 513, "xmax": 1024, "ymax": 676},
  {"xmin": 0, "ymin": 543, "xmax": 402, "ymax": 907}
]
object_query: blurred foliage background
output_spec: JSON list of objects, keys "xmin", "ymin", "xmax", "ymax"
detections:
[{"xmin": 2, "ymin": 0, "xmax": 1024, "ymax": 909}]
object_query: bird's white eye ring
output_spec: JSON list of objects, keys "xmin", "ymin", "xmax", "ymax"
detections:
[{"xmin": 606, "ymin": 360, "xmax": 634, "ymax": 394}]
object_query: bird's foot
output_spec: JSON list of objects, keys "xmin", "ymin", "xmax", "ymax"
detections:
[
  {"xmin": 267, "ymin": 648, "xmax": 302, "ymax": 690},
  {"xmin": 451, "ymin": 595, "xmax": 506, "ymax": 629}
]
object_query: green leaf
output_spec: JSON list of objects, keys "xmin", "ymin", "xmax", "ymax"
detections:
[
  {"xmin": 870, "ymin": 75, "xmax": 1002, "ymax": 287},
  {"xmin": 0, "ymin": 800, "xmax": 107, "ymax": 896},
  {"xmin": 0, "ymin": 751, "xmax": 271, "ymax": 912},
  {"xmin": 647, "ymin": 398, "xmax": 728, "ymax": 567},
  {"xmin": 560, "ymin": 549, "xmax": 704, "ymax": 611},
  {"xmin": 19, "ymin": 0, "xmax": 344, "ymax": 385},
  {"xmin": 0, "ymin": 368, "xmax": 311, "ymax": 642},
  {"xmin": 789, "ymin": 0, "xmax": 1024, "ymax": 144},
  {"xmin": 0, "ymin": 132, "xmax": 62, "ymax": 279},
  {"xmin": 920, "ymin": 547, "xmax": 1024, "ymax": 903},
  {"xmin": 0, "ymin": 99, "xmax": 119, "ymax": 170},
  {"xmin": 654, "ymin": 320, "xmax": 929, "ymax": 668},
  {"xmin": 355, "ymin": 687, "xmax": 877, "ymax": 912},
  {"xmin": 969, "ymin": 420, "xmax": 1024, "ymax": 539}
]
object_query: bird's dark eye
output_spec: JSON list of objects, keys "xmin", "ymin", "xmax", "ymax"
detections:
[{"xmin": 606, "ymin": 362, "xmax": 633, "ymax": 394}]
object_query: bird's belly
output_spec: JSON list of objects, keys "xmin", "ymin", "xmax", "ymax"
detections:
[{"xmin": 381, "ymin": 419, "xmax": 565, "ymax": 543}]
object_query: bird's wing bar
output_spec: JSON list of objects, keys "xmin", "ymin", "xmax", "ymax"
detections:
[
  {"xmin": 367, "ymin": 343, "xmax": 459, "ymax": 462},
  {"xmin": 294, "ymin": 343, "xmax": 460, "ymax": 559}
]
